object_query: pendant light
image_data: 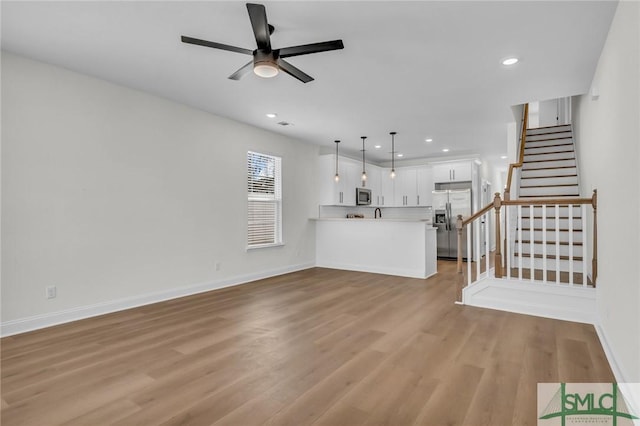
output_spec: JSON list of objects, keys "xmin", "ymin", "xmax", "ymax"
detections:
[
  {"xmin": 390, "ymin": 132, "xmax": 397, "ymax": 179},
  {"xmin": 360, "ymin": 136, "xmax": 367, "ymax": 185},
  {"xmin": 334, "ymin": 140, "xmax": 340, "ymax": 182}
]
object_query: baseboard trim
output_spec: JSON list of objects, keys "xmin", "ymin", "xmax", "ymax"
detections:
[
  {"xmin": 595, "ymin": 322, "xmax": 630, "ymax": 383},
  {"xmin": 0, "ymin": 262, "xmax": 315, "ymax": 337},
  {"xmin": 315, "ymin": 260, "xmax": 429, "ymax": 279}
]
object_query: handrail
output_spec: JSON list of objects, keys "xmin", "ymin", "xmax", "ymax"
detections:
[
  {"xmin": 461, "ymin": 202, "xmax": 493, "ymax": 227},
  {"xmin": 455, "ymin": 190, "xmax": 598, "ymax": 302},
  {"xmin": 502, "ymin": 197, "xmax": 594, "ymax": 206},
  {"xmin": 504, "ymin": 103, "xmax": 529, "ymax": 201}
]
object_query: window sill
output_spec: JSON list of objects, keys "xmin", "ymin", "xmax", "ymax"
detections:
[{"xmin": 246, "ymin": 242, "xmax": 285, "ymax": 251}]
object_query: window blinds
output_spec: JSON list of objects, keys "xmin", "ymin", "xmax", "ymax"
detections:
[{"xmin": 247, "ymin": 151, "xmax": 282, "ymax": 247}]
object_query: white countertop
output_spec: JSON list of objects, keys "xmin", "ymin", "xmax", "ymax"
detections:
[{"xmin": 312, "ymin": 217, "xmax": 435, "ymax": 227}]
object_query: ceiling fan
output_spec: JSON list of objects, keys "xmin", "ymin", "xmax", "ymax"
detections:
[{"xmin": 181, "ymin": 3, "xmax": 344, "ymax": 83}]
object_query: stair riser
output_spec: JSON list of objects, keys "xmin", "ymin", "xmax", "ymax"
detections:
[
  {"xmin": 519, "ymin": 186, "xmax": 580, "ymax": 197},
  {"xmin": 522, "ymin": 159, "xmax": 577, "ymax": 169},
  {"xmin": 520, "ymin": 218, "xmax": 583, "ymax": 229},
  {"xmin": 510, "ymin": 256, "xmax": 583, "ymax": 272},
  {"xmin": 526, "ymin": 132, "xmax": 573, "ymax": 142},
  {"xmin": 524, "ymin": 144, "xmax": 574, "ymax": 155},
  {"xmin": 526, "ymin": 125, "xmax": 572, "ymax": 136},
  {"xmin": 515, "ymin": 244, "xmax": 583, "ymax": 257},
  {"xmin": 520, "ymin": 176, "xmax": 578, "ymax": 186},
  {"xmin": 524, "ymin": 152, "xmax": 575, "ymax": 163},
  {"xmin": 521, "ymin": 167, "xmax": 577, "ymax": 178},
  {"xmin": 516, "ymin": 230, "xmax": 583, "ymax": 243}
]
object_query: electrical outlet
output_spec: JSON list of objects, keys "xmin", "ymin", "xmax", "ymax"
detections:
[{"xmin": 46, "ymin": 286, "xmax": 57, "ymax": 299}]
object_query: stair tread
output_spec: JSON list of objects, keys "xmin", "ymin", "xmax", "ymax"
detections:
[
  {"xmin": 519, "ymin": 194, "xmax": 581, "ymax": 198},
  {"xmin": 525, "ymin": 142, "xmax": 574, "ymax": 149},
  {"xmin": 527, "ymin": 124, "xmax": 572, "ymax": 131},
  {"xmin": 520, "ymin": 215, "xmax": 582, "ymax": 219},
  {"xmin": 522, "ymin": 165, "xmax": 577, "ymax": 171},
  {"xmin": 515, "ymin": 240, "xmax": 583, "ymax": 246},
  {"xmin": 523, "ymin": 150, "xmax": 575, "ymax": 156},
  {"xmin": 519, "ymin": 227, "xmax": 583, "ymax": 232},
  {"xmin": 525, "ymin": 136, "xmax": 573, "ymax": 143},
  {"xmin": 514, "ymin": 253, "xmax": 584, "ymax": 261},
  {"xmin": 523, "ymin": 158, "xmax": 575, "ymax": 164},
  {"xmin": 521, "ymin": 174, "xmax": 578, "ymax": 179},
  {"xmin": 520, "ymin": 183, "xmax": 579, "ymax": 188}
]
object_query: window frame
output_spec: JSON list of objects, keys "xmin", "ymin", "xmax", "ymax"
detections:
[{"xmin": 246, "ymin": 151, "xmax": 283, "ymax": 250}]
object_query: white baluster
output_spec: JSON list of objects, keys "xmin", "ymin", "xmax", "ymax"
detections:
[
  {"xmin": 476, "ymin": 218, "xmax": 481, "ymax": 280},
  {"xmin": 518, "ymin": 205, "xmax": 523, "ymax": 280},
  {"xmin": 485, "ymin": 211, "xmax": 490, "ymax": 277},
  {"xmin": 467, "ymin": 225, "xmax": 472, "ymax": 285},
  {"xmin": 569, "ymin": 204, "xmax": 574, "ymax": 286},
  {"xmin": 542, "ymin": 205, "xmax": 547, "ymax": 283},
  {"xmin": 506, "ymin": 206, "xmax": 511, "ymax": 279},
  {"xmin": 582, "ymin": 204, "xmax": 588, "ymax": 287},
  {"xmin": 529, "ymin": 205, "xmax": 534, "ymax": 281},
  {"xmin": 555, "ymin": 205, "xmax": 560, "ymax": 284}
]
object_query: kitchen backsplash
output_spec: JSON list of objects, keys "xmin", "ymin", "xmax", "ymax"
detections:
[{"xmin": 318, "ymin": 205, "xmax": 433, "ymax": 222}]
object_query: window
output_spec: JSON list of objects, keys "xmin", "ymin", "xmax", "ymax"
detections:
[{"xmin": 247, "ymin": 151, "xmax": 282, "ymax": 248}]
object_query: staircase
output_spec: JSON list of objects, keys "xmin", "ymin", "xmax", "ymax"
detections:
[
  {"xmin": 454, "ymin": 103, "xmax": 598, "ymax": 324},
  {"xmin": 511, "ymin": 124, "xmax": 589, "ymax": 285}
]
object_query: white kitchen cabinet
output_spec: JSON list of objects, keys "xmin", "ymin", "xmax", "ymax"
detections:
[
  {"xmin": 432, "ymin": 161, "xmax": 472, "ymax": 183},
  {"xmin": 366, "ymin": 165, "xmax": 382, "ymax": 206},
  {"xmin": 416, "ymin": 166, "xmax": 433, "ymax": 206},
  {"xmin": 379, "ymin": 168, "xmax": 394, "ymax": 206},
  {"xmin": 394, "ymin": 168, "xmax": 418, "ymax": 206},
  {"xmin": 317, "ymin": 155, "xmax": 359, "ymax": 205}
]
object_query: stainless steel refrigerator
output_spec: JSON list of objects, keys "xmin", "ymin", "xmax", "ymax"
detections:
[{"xmin": 432, "ymin": 182, "xmax": 472, "ymax": 259}]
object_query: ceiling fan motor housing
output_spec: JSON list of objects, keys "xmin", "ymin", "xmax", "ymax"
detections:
[{"xmin": 253, "ymin": 50, "xmax": 279, "ymax": 78}]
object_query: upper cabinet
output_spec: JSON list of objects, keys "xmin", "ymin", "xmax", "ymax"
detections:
[
  {"xmin": 318, "ymin": 155, "xmax": 359, "ymax": 206},
  {"xmin": 432, "ymin": 161, "xmax": 472, "ymax": 183},
  {"xmin": 416, "ymin": 167, "xmax": 433, "ymax": 207},
  {"xmin": 394, "ymin": 168, "xmax": 418, "ymax": 206}
]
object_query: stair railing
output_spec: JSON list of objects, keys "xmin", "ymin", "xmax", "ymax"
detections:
[
  {"xmin": 504, "ymin": 103, "xmax": 529, "ymax": 201},
  {"xmin": 455, "ymin": 190, "xmax": 598, "ymax": 303}
]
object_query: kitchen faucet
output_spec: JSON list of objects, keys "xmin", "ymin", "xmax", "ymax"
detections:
[{"xmin": 374, "ymin": 208, "xmax": 382, "ymax": 219}]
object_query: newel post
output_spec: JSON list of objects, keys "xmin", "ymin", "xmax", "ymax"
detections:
[
  {"xmin": 456, "ymin": 214, "xmax": 464, "ymax": 302},
  {"xmin": 493, "ymin": 192, "xmax": 503, "ymax": 278},
  {"xmin": 592, "ymin": 189, "xmax": 598, "ymax": 286}
]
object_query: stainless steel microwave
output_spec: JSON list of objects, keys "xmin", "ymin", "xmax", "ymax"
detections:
[{"xmin": 356, "ymin": 187, "xmax": 372, "ymax": 205}]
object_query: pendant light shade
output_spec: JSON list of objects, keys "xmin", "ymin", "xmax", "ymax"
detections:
[
  {"xmin": 360, "ymin": 136, "xmax": 367, "ymax": 185},
  {"xmin": 390, "ymin": 132, "xmax": 397, "ymax": 179},
  {"xmin": 334, "ymin": 140, "xmax": 340, "ymax": 182}
]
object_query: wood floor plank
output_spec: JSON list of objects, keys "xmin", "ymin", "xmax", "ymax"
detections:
[{"xmin": 1, "ymin": 261, "xmax": 615, "ymax": 426}]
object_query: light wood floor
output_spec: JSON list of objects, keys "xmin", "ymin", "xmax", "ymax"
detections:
[{"xmin": 1, "ymin": 261, "xmax": 614, "ymax": 425}]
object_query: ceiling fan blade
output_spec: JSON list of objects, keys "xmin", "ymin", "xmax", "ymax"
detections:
[
  {"xmin": 181, "ymin": 36, "xmax": 253, "ymax": 55},
  {"xmin": 279, "ymin": 40, "xmax": 344, "ymax": 58},
  {"xmin": 246, "ymin": 3, "xmax": 271, "ymax": 51},
  {"xmin": 228, "ymin": 61, "xmax": 254, "ymax": 80},
  {"xmin": 277, "ymin": 59, "xmax": 314, "ymax": 83}
]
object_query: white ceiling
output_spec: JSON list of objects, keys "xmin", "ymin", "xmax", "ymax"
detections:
[{"xmin": 1, "ymin": 1, "xmax": 617, "ymax": 165}]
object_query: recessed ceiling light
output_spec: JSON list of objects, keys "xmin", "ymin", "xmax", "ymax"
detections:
[
  {"xmin": 374, "ymin": 145, "xmax": 382, "ymax": 149},
  {"xmin": 425, "ymin": 138, "xmax": 433, "ymax": 142},
  {"xmin": 500, "ymin": 155, "xmax": 508, "ymax": 159},
  {"xmin": 502, "ymin": 57, "xmax": 519, "ymax": 66},
  {"xmin": 265, "ymin": 113, "xmax": 277, "ymax": 118},
  {"xmin": 397, "ymin": 153, "xmax": 404, "ymax": 158},
  {"xmin": 442, "ymin": 148, "xmax": 450, "ymax": 152}
]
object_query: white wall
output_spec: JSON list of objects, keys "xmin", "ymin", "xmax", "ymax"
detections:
[
  {"xmin": 572, "ymin": 1, "xmax": 640, "ymax": 382},
  {"xmin": 1, "ymin": 52, "xmax": 319, "ymax": 329}
]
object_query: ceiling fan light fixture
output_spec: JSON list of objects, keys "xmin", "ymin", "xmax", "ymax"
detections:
[{"xmin": 254, "ymin": 62, "xmax": 279, "ymax": 78}]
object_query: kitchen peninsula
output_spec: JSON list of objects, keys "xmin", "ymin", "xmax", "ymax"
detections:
[{"xmin": 315, "ymin": 218, "xmax": 437, "ymax": 279}]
